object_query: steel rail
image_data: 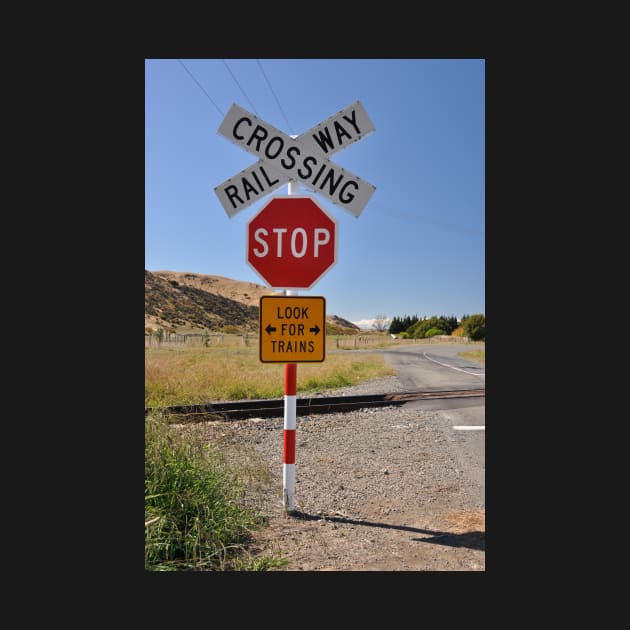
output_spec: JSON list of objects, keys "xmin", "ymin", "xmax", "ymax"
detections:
[{"xmin": 145, "ymin": 389, "xmax": 485, "ymax": 423}]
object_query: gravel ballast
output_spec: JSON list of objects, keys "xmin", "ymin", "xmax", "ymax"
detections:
[{"xmin": 181, "ymin": 376, "xmax": 486, "ymax": 571}]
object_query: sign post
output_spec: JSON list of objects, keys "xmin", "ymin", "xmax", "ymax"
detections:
[
  {"xmin": 283, "ymin": 180, "xmax": 298, "ymax": 513},
  {"xmin": 215, "ymin": 101, "xmax": 375, "ymax": 514}
]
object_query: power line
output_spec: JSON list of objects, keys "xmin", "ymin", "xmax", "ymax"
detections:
[
  {"xmin": 177, "ymin": 59, "xmax": 224, "ymax": 118},
  {"xmin": 256, "ymin": 59, "xmax": 294, "ymax": 135},
  {"xmin": 222, "ymin": 60, "xmax": 259, "ymax": 116}
]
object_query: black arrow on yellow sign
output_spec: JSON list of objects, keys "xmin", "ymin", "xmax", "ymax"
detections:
[
  {"xmin": 265, "ymin": 324, "xmax": 277, "ymax": 334},
  {"xmin": 309, "ymin": 325, "xmax": 320, "ymax": 335}
]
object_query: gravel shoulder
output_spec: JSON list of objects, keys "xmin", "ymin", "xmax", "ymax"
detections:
[{"xmin": 185, "ymin": 375, "xmax": 485, "ymax": 571}]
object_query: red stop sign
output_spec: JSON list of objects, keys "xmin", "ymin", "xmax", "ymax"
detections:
[{"xmin": 247, "ymin": 196, "xmax": 338, "ymax": 289}]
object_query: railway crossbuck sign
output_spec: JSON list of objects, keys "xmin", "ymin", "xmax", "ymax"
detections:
[{"xmin": 215, "ymin": 101, "xmax": 376, "ymax": 217}]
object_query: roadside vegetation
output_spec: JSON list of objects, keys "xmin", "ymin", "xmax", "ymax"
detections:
[
  {"xmin": 145, "ymin": 344, "xmax": 395, "ymax": 408},
  {"xmin": 457, "ymin": 348, "xmax": 485, "ymax": 364},
  {"xmin": 388, "ymin": 313, "xmax": 485, "ymax": 341},
  {"xmin": 145, "ymin": 410, "xmax": 288, "ymax": 571}
]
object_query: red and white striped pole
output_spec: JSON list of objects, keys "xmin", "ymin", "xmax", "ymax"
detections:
[
  {"xmin": 283, "ymin": 176, "xmax": 299, "ymax": 513},
  {"xmin": 283, "ymin": 361, "xmax": 297, "ymax": 512}
]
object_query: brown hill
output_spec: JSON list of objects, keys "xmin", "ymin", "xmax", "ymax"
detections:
[
  {"xmin": 151, "ymin": 271, "xmax": 277, "ymax": 307},
  {"xmin": 145, "ymin": 270, "xmax": 264, "ymax": 333},
  {"xmin": 145, "ymin": 270, "xmax": 361, "ymax": 335},
  {"xmin": 326, "ymin": 314, "xmax": 361, "ymax": 334}
]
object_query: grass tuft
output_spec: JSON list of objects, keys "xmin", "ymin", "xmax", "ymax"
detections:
[{"xmin": 145, "ymin": 411, "xmax": 273, "ymax": 571}]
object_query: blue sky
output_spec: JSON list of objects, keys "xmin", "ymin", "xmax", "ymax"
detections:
[{"xmin": 145, "ymin": 59, "xmax": 484, "ymax": 328}]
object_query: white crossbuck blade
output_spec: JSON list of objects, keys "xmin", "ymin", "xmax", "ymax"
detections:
[{"xmin": 215, "ymin": 101, "xmax": 376, "ymax": 218}]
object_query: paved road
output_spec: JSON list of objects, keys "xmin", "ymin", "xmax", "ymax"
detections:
[{"xmin": 380, "ymin": 343, "xmax": 485, "ymax": 502}]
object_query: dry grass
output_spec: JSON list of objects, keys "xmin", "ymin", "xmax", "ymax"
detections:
[
  {"xmin": 457, "ymin": 349, "xmax": 485, "ymax": 363},
  {"xmin": 145, "ymin": 345, "xmax": 395, "ymax": 407},
  {"xmin": 441, "ymin": 509, "xmax": 485, "ymax": 534}
]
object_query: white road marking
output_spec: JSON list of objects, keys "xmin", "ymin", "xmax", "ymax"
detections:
[
  {"xmin": 423, "ymin": 352, "xmax": 485, "ymax": 378},
  {"xmin": 453, "ymin": 425, "xmax": 485, "ymax": 430}
]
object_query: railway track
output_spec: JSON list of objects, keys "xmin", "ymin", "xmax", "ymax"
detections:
[{"xmin": 145, "ymin": 388, "xmax": 485, "ymax": 423}]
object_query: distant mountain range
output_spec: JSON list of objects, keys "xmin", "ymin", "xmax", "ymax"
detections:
[{"xmin": 144, "ymin": 270, "xmax": 360, "ymax": 335}]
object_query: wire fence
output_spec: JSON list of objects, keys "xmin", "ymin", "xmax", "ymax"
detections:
[
  {"xmin": 145, "ymin": 332, "xmax": 471, "ymax": 349},
  {"xmin": 144, "ymin": 333, "xmax": 255, "ymax": 347}
]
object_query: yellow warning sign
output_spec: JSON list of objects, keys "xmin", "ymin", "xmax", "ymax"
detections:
[{"xmin": 259, "ymin": 296, "xmax": 326, "ymax": 363}]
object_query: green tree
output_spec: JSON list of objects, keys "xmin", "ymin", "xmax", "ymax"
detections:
[
  {"xmin": 462, "ymin": 314, "xmax": 485, "ymax": 341},
  {"xmin": 389, "ymin": 314, "xmax": 419, "ymax": 334},
  {"xmin": 408, "ymin": 317, "xmax": 438, "ymax": 338},
  {"xmin": 388, "ymin": 316, "xmax": 401, "ymax": 334},
  {"xmin": 442, "ymin": 315, "xmax": 458, "ymax": 334},
  {"xmin": 405, "ymin": 315, "xmax": 419, "ymax": 330},
  {"xmin": 406, "ymin": 315, "xmax": 459, "ymax": 338},
  {"xmin": 425, "ymin": 327, "xmax": 446, "ymax": 338}
]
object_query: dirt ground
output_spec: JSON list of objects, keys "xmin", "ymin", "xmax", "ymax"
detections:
[
  {"xmin": 192, "ymin": 395, "xmax": 485, "ymax": 571},
  {"xmin": 248, "ymin": 504, "xmax": 485, "ymax": 571}
]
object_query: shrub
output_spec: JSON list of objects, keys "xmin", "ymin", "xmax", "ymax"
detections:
[
  {"xmin": 221, "ymin": 324, "xmax": 240, "ymax": 334},
  {"xmin": 462, "ymin": 314, "xmax": 485, "ymax": 341},
  {"xmin": 424, "ymin": 327, "xmax": 446, "ymax": 338}
]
